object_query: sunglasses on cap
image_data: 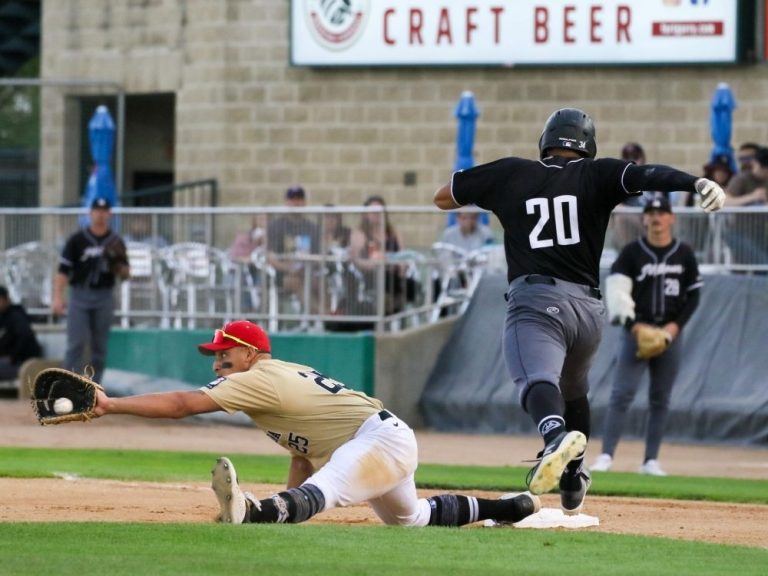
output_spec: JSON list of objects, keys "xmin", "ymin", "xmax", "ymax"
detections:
[{"xmin": 212, "ymin": 329, "xmax": 262, "ymax": 351}]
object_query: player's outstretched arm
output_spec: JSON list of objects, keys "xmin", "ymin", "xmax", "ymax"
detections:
[{"xmin": 94, "ymin": 388, "xmax": 220, "ymax": 419}]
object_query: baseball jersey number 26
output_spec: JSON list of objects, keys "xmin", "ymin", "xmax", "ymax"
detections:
[{"xmin": 526, "ymin": 195, "xmax": 580, "ymax": 248}]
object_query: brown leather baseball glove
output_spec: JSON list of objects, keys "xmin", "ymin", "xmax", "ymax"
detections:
[
  {"xmin": 634, "ymin": 324, "xmax": 672, "ymax": 360},
  {"xmin": 30, "ymin": 368, "xmax": 103, "ymax": 425},
  {"xmin": 104, "ymin": 236, "xmax": 130, "ymax": 280}
]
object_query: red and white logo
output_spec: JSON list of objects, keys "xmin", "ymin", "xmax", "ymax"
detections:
[{"xmin": 305, "ymin": 0, "xmax": 369, "ymax": 51}]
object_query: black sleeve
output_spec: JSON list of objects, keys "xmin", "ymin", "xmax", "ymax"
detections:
[
  {"xmin": 623, "ymin": 164, "xmax": 698, "ymax": 194},
  {"xmin": 674, "ymin": 288, "xmax": 699, "ymax": 329},
  {"xmin": 451, "ymin": 158, "xmax": 517, "ymax": 209},
  {"xmin": 58, "ymin": 234, "xmax": 77, "ymax": 275},
  {"xmin": 675, "ymin": 246, "xmax": 702, "ymax": 328}
]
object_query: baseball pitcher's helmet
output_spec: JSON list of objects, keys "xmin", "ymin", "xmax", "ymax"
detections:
[{"xmin": 538, "ymin": 108, "xmax": 597, "ymax": 159}]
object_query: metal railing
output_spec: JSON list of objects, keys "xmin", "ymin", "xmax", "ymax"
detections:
[{"xmin": 0, "ymin": 205, "xmax": 765, "ymax": 331}]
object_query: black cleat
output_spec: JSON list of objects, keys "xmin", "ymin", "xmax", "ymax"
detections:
[
  {"xmin": 560, "ymin": 467, "xmax": 592, "ymax": 516},
  {"xmin": 526, "ymin": 431, "xmax": 587, "ymax": 495}
]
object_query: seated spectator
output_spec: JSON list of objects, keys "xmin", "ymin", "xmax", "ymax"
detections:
[
  {"xmin": 229, "ymin": 214, "xmax": 266, "ymax": 262},
  {"xmin": 438, "ymin": 212, "xmax": 494, "ymax": 253},
  {"xmin": 321, "ymin": 205, "xmax": 351, "ymax": 253},
  {"xmin": 349, "ymin": 195, "xmax": 417, "ymax": 316},
  {"xmin": 723, "ymin": 147, "xmax": 768, "ymax": 268},
  {"xmin": 725, "ymin": 142, "xmax": 762, "ymax": 204},
  {"xmin": 725, "ymin": 146, "xmax": 767, "ymax": 207},
  {"xmin": 266, "ymin": 186, "xmax": 320, "ymax": 317},
  {"xmin": 0, "ymin": 285, "xmax": 43, "ymax": 380}
]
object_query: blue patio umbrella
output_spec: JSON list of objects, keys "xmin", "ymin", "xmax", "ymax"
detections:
[
  {"xmin": 709, "ymin": 82, "xmax": 737, "ymax": 172},
  {"xmin": 448, "ymin": 91, "xmax": 488, "ymax": 226},
  {"xmin": 81, "ymin": 105, "xmax": 118, "ymax": 227}
]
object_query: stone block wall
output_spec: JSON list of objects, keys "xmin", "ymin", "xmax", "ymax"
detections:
[{"xmin": 40, "ymin": 1, "xmax": 768, "ymax": 247}]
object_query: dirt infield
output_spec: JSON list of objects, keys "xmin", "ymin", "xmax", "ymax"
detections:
[{"xmin": 1, "ymin": 399, "xmax": 766, "ymax": 548}]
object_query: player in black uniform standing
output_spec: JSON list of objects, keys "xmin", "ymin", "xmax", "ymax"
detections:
[
  {"xmin": 433, "ymin": 108, "xmax": 725, "ymax": 515},
  {"xmin": 591, "ymin": 194, "xmax": 700, "ymax": 476}
]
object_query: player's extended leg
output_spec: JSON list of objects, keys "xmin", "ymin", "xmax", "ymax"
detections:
[
  {"xmin": 367, "ymin": 474, "xmax": 541, "ymax": 527},
  {"xmin": 212, "ymin": 456, "xmax": 326, "ymax": 524},
  {"xmin": 503, "ymin": 292, "xmax": 586, "ymax": 496}
]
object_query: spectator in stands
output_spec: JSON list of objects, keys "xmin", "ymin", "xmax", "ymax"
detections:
[
  {"xmin": 723, "ymin": 147, "xmax": 768, "ymax": 268},
  {"xmin": 349, "ymin": 195, "xmax": 417, "ymax": 316},
  {"xmin": 725, "ymin": 142, "xmax": 762, "ymax": 203},
  {"xmin": 437, "ymin": 211, "xmax": 494, "ymax": 253},
  {"xmin": 229, "ymin": 214, "xmax": 268, "ymax": 312},
  {"xmin": 725, "ymin": 146, "xmax": 767, "ymax": 207},
  {"xmin": 266, "ymin": 186, "xmax": 320, "ymax": 316},
  {"xmin": 228, "ymin": 214, "xmax": 266, "ymax": 262},
  {"xmin": 0, "ymin": 285, "xmax": 42, "ymax": 380},
  {"xmin": 321, "ymin": 205, "xmax": 351, "ymax": 253},
  {"xmin": 52, "ymin": 198, "xmax": 130, "ymax": 384}
]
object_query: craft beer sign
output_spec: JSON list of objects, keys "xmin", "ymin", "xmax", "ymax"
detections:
[{"xmin": 291, "ymin": 1, "xmax": 739, "ymax": 66}]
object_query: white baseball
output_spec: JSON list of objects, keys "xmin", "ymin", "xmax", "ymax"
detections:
[{"xmin": 53, "ymin": 397, "xmax": 74, "ymax": 415}]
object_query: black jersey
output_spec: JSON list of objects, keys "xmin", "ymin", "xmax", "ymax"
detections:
[
  {"xmin": 451, "ymin": 156, "xmax": 698, "ymax": 287},
  {"xmin": 611, "ymin": 237, "xmax": 701, "ymax": 326},
  {"xmin": 58, "ymin": 228, "xmax": 126, "ymax": 289}
]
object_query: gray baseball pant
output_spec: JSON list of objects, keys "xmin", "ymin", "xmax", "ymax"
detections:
[
  {"xmin": 503, "ymin": 275, "xmax": 606, "ymax": 405},
  {"xmin": 600, "ymin": 329, "xmax": 682, "ymax": 461},
  {"xmin": 65, "ymin": 286, "xmax": 115, "ymax": 384}
]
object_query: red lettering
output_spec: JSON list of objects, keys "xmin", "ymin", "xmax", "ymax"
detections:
[
  {"xmin": 534, "ymin": 7, "xmax": 548, "ymax": 43},
  {"xmin": 436, "ymin": 8, "xmax": 452, "ymax": 44},
  {"xmin": 590, "ymin": 6, "xmax": 603, "ymax": 43},
  {"xmin": 491, "ymin": 7, "xmax": 504, "ymax": 44},
  {"xmin": 383, "ymin": 8, "xmax": 395, "ymax": 45},
  {"xmin": 409, "ymin": 8, "xmax": 423, "ymax": 45},
  {"xmin": 466, "ymin": 7, "xmax": 478, "ymax": 44},
  {"xmin": 617, "ymin": 5, "xmax": 631, "ymax": 42},
  {"xmin": 563, "ymin": 5, "xmax": 576, "ymax": 44}
]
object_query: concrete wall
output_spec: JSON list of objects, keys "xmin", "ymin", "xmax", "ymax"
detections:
[
  {"xmin": 40, "ymin": 2, "xmax": 768, "ymax": 239},
  {"xmin": 374, "ymin": 317, "xmax": 458, "ymax": 427}
]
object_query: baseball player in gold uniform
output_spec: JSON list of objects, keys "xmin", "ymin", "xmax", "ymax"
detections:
[{"xmin": 94, "ymin": 320, "xmax": 539, "ymax": 526}]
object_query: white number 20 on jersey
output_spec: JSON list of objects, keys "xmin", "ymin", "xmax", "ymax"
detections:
[{"xmin": 526, "ymin": 195, "xmax": 580, "ymax": 249}]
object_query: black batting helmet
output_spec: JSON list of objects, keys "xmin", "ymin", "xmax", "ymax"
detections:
[{"xmin": 538, "ymin": 108, "xmax": 597, "ymax": 159}]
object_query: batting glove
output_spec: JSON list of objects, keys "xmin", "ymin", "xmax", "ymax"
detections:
[{"xmin": 695, "ymin": 178, "xmax": 726, "ymax": 212}]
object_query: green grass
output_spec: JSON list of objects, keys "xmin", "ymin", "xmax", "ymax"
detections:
[
  {"xmin": 0, "ymin": 523, "xmax": 765, "ymax": 576},
  {"xmin": 1, "ymin": 446, "xmax": 766, "ymax": 504}
]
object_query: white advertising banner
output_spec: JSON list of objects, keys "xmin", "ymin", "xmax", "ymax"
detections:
[{"xmin": 290, "ymin": 1, "xmax": 739, "ymax": 66}]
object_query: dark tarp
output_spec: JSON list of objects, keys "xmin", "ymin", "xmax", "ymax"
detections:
[{"xmin": 420, "ymin": 273, "xmax": 768, "ymax": 446}]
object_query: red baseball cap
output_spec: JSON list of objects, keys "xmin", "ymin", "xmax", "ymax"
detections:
[{"xmin": 197, "ymin": 320, "xmax": 271, "ymax": 356}]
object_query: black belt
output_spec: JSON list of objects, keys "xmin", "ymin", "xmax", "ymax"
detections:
[
  {"xmin": 524, "ymin": 275, "xmax": 602, "ymax": 300},
  {"xmin": 378, "ymin": 410, "xmax": 393, "ymax": 421}
]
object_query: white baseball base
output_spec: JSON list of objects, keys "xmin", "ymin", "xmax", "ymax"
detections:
[{"xmin": 485, "ymin": 507, "xmax": 599, "ymax": 529}]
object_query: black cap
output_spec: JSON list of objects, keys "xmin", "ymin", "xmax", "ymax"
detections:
[
  {"xmin": 643, "ymin": 195, "xmax": 672, "ymax": 214},
  {"xmin": 285, "ymin": 186, "xmax": 306, "ymax": 200},
  {"xmin": 90, "ymin": 197, "xmax": 111, "ymax": 210}
]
